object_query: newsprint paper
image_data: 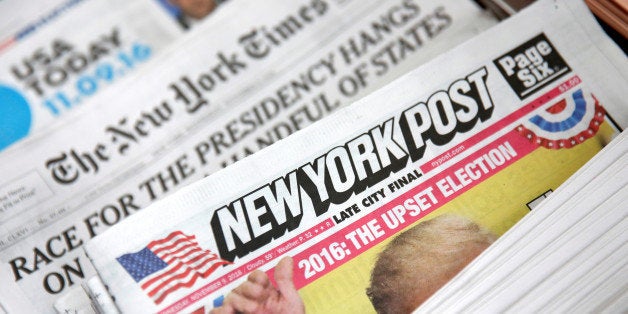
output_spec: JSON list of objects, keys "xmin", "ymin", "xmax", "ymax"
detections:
[
  {"xmin": 85, "ymin": 0, "xmax": 627, "ymax": 313},
  {"xmin": 0, "ymin": 0, "xmax": 495, "ymax": 312},
  {"xmin": 0, "ymin": 0, "xmax": 183, "ymax": 151},
  {"xmin": 0, "ymin": 0, "xmax": 68, "ymax": 40}
]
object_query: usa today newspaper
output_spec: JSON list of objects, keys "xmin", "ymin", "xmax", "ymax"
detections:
[
  {"xmin": 85, "ymin": 0, "xmax": 627, "ymax": 312},
  {"xmin": 0, "ymin": 0, "xmax": 183, "ymax": 151},
  {"xmin": 0, "ymin": 0, "xmax": 495, "ymax": 312}
]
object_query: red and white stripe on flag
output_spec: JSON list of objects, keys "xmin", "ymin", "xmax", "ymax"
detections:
[{"xmin": 139, "ymin": 231, "xmax": 231, "ymax": 304}]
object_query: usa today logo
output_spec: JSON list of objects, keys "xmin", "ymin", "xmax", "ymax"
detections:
[{"xmin": 0, "ymin": 84, "xmax": 32, "ymax": 150}]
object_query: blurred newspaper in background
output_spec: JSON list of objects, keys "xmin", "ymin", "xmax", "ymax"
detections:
[
  {"xmin": 1, "ymin": 0, "xmax": 86, "ymax": 48},
  {"xmin": 0, "ymin": 0, "xmax": 495, "ymax": 312},
  {"xmin": 0, "ymin": 0, "xmax": 183, "ymax": 151},
  {"xmin": 475, "ymin": 0, "xmax": 536, "ymax": 19},
  {"xmin": 153, "ymin": 0, "xmax": 231, "ymax": 30},
  {"xmin": 85, "ymin": 0, "xmax": 627, "ymax": 312}
]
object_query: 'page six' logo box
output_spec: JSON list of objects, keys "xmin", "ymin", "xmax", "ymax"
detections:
[{"xmin": 494, "ymin": 33, "xmax": 571, "ymax": 100}]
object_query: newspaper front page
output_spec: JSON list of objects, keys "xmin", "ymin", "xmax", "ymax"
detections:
[
  {"xmin": 0, "ymin": 0, "xmax": 183, "ymax": 151},
  {"xmin": 85, "ymin": 0, "xmax": 628, "ymax": 312},
  {"xmin": 0, "ymin": 0, "xmax": 494, "ymax": 312}
]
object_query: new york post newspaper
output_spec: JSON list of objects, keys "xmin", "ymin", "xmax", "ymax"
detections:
[
  {"xmin": 0, "ymin": 0, "xmax": 183, "ymax": 151},
  {"xmin": 0, "ymin": 0, "xmax": 494, "ymax": 312},
  {"xmin": 86, "ymin": 0, "xmax": 627, "ymax": 313}
]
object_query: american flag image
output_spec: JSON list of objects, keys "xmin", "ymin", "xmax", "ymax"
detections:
[{"xmin": 117, "ymin": 231, "xmax": 231, "ymax": 304}]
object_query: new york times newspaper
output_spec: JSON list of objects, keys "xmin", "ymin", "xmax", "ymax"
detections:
[
  {"xmin": 0, "ymin": 0, "xmax": 183, "ymax": 151},
  {"xmin": 0, "ymin": 0, "xmax": 494, "ymax": 312},
  {"xmin": 85, "ymin": 0, "xmax": 627, "ymax": 312}
]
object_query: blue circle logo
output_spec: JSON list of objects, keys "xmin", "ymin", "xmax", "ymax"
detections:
[{"xmin": 0, "ymin": 85, "xmax": 31, "ymax": 150}]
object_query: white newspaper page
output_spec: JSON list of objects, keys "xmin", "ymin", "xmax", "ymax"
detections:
[
  {"xmin": 0, "ymin": 0, "xmax": 494, "ymax": 312},
  {"xmin": 0, "ymin": 0, "xmax": 182, "ymax": 151},
  {"xmin": 0, "ymin": 0, "xmax": 83, "ymax": 48},
  {"xmin": 86, "ymin": 0, "xmax": 627, "ymax": 312}
]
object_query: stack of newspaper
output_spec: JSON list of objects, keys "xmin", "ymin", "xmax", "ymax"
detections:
[
  {"xmin": 81, "ymin": 0, "xmax": 625, "ymax": 313},
  {"xmin": 0, "ymin": 0, "xmax": 497, "ymax": 312},
  {"xmin": 1, "ymin": 0, "xmax": 626, "ymax": 313},
  {"xmin": 417, "ymin": 130, "xmax": 627, "ymax": 312}
]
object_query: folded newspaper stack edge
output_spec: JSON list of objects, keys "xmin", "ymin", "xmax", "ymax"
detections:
[
  {"xmin": 0, "ymin": 0, "xmax": 183, "ymax": 151},
  {"xmin": 84, "ymin": 0, "xmax": 627, "ymax": 312},
  {"xmin": 0, "ymin": 0, "xmax": 497, "ymax": 312},
  {"xmin": 417, "ymin": 130, "xmax": 627, "ymax": 313}
]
